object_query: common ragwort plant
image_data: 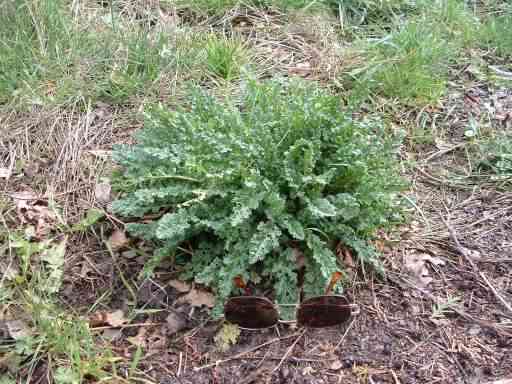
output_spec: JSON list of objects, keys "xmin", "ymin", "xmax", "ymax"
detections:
[{"xmin": 112, "ymin": 79, "xmax": 404, "ymax": 313}]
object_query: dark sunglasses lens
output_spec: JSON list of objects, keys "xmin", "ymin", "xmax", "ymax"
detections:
[
  {"xmin": 297, "ymin": 296, "xmax": 351, "ymax": 328},
  {"xmin": 224, "ymin": 297, "xmax": 279, "ymax": 329}
]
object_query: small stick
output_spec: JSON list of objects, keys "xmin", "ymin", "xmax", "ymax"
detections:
[
  {"xmin": 391, "ymin": 369, "xmax": 402, "ymax": 384},
  {"xmin": 193, "ymin": 333, "xmax": 300, "ymax": 372},
  {"xmin": 90, "ymin": 322, "xmax": 163, "ymax": 331},
  {"xmin": 440, "ymin": 212, "xmax": 512, "ymax": 315},
  {"xmin": 273, "ymin": 328, "xmax": 306, "ymax": 373},
  {"xmin": 177, "ymin": 352, "xmax": 183, "ymax": 377},
  {"xmin": 439, "ymin": 213, "xmax": 478, "ymax": 272},
  {"xmin": 480, "ymin": 272, "xmax": 512, "ymax": 315},
  {"xmin": 333, "ymin": 318, "xmax": 355, "ymax": 352},
  {"xmin": 423, "ymin": 143, "xmax": 465, "ymax": 163}
]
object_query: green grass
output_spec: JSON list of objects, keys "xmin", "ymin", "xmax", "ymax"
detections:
[
  {"xmin": 205, "ymin": 35, "xmax": 249, "ymax": 80},
  {"xmin": 0, "ymin": 0, "xmax": 193, "ymax": 106},
  {"xmin": 343, "ymin": 0, "xmax": 483, "ymax": 106},
  {"xmin": 2, "ymin": 0, "xmax": 507, "ymax": 108},
  {"xmin": 326, "ymin": 0, "xmax": 417, "ymax": 27},
  {"xmin": 351, "ymin": 19, "xmax": 450, "ymax": 105},
  {"xmin": 95, "ymin": 30, "xmax": 174, "ymax": 104},
  {"xmin": 0, "ymin": 229, "xmax": 114, "ymax": 383},
  {"xmin": 479, "ymin": 13, "xmax": 512, "ymax": 58},
  {"xmin": 474, "ymin": 135, "xmax": 512, "ymax": 189},
  {"xmin": 0, "ymin": 0, "xmax": 82, "ymax": 104}
]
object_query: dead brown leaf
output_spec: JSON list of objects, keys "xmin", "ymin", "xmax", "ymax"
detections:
[
  {"xmin": 127, "ymin": 327, "xmax": 147, "ymax": 347},
  {"xmin": 106, "ymin": 310, "xmax": 128, "ymax": 327},
  {"xmin": 4, "ymin": 319, "xmax": 32, "ymax": 339},
  {"xmin": 109, "ymin": 229, "xmax": 129, "ymax": 250},
  {"xmin": 94, "ymin": 182, "xmax": 112, "ymax": 204},
  {"xmin": 329, "ymin": 360, "xmax": 343, "ymax": 371},
  {"xmin": 177, "ymin": 287, "xmax": 215, "ymax": 308},
  {"xmin": 101, "ymin": 328, "xmax": 123, "ymax": 341},
  {"xmin": 11, "ymin": 191, "xmax": 57, "ymax": 239},
  {"xmin": 165, "ymin": 311, "xmax": 188, "ymax": 334},
  {"xmin": 88, "ymin": 309, "xmax": 128, "ymax": 327},
  {"xmin": 404, "ymin": 252, "xmax": 446, "ymax": 288},
  {"xmin": 168, "ymin": 279, "xmax": 191, "ymax": 293}
]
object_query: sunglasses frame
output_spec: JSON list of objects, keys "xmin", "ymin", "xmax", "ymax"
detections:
[{"xmin": 224, "ymin": 294, "xmax": 360, "ymax": 330}]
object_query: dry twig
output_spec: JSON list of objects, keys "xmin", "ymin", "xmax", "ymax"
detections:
[
  {"xmin": 272, "ymin": 328, "xmax": 306, "ymax": 373},
  {"xmin": 193, "ymin": 332, "xmax": 301, "ymax": 372},
  {"xmin": 440, "ymin": 212, "xmax": 512, "ymax": 316}
]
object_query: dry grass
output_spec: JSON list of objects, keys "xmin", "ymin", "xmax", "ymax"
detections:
[{"xmin": 0, "ymin": 103, "xmax": 139, "ymax": 222}]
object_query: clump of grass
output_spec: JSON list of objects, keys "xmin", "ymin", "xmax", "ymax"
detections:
[
  {"xmin": 0, "ymin": 0, "xmax": 182, "ymax": 106},
  {"xmin": 175, "ymin": 0, "xmax": 239, "ymax": 15},
  {"xmin": 348, "ymin": 0, "xmax": 480, "ymax": 105},
  {"xmin": 0, "ymin": 231, "xmax": 113, "ymax": 383},
  {"xmin": 0, "ymin": 0, "xmax": 82, "ymax": 104},
  {"xmin": 474, "ymin": 134, "xmax": 512, "ymax": 188},
  {"xmin": 174, "ymin": 0, "xmax": 327, "ymax": 16},
  {"xmin": 96, "ymin": 30, "xmax": 173, "ymax": 104},
  {"xmin": 325, "ymin": 0, "xmax": 416, "ymax": 27},
  {"xmin": 479, "ymin": 13, "xmax": 512, "ymax": 58},
  {"xmin": 204, "ymin": 35, "xmax": 248, "ymax": 80},
  {"xmin": 364, "ymin": 20, "xmax": 450, "ymax": 105},
  {"xmin": 424, "ymin": 0, "xmax": 481, "ymax": 48}
]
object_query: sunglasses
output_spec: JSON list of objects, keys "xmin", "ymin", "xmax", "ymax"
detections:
[{"xmin": 224, "ymin": 272, "xmax": 359, "ymax": 329}]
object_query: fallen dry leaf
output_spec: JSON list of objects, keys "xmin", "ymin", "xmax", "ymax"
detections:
[
  {"xmin": 404, "ymin": 252, "xmax": 446, "ymax": 288},
  {"xmin": 101, "ymin": 328, "xmax": 123, "ymax": 341},
  {"xmin": 302, "ymin": 366, "xmax": 316, "ymax": 375},
  {"xmin": 105, "ymin": 310, "xmax": 128, "ymax": 327},
  {"xmin": 329, "ymin": 360, "xmax": 343, "ymax": 371},
  {"xmin": 89, "ymin": 309, "xmax": 128, "ymax": 327},
  {"xmin": 109, "ymin": 229, "xmax": 129, "ymax": 250},
  {"xmin": 177, "ymin": 287, "xmax": 215, "ymax": 308},
  {"xmin": 373, "ymin": 239, "xmax": 386, "ymax": 253},
  {"xmin": 94, "ymin": 182, "xmax": 112, "ymax": 204},
  {"xmin": 165, "ymin": 311, "xmax": 188, "ymax": 335},
  {"xmin": 5, "ymin": 320, "xmax": 32, "ymax": 339},
  {"xmin": 336, "ymin": 242, "xmax": 355, "ymax": 268},
  {"xmin": 168, "ymin": 279, "xmax": 191, "ymax": 293},
  {"xmin": 127, "ymin": 327, "xmax": 147, "ymax": 347},
  {"xmin": 11, "ymin": 191, "xmax": 57, "ymax": 239}
]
